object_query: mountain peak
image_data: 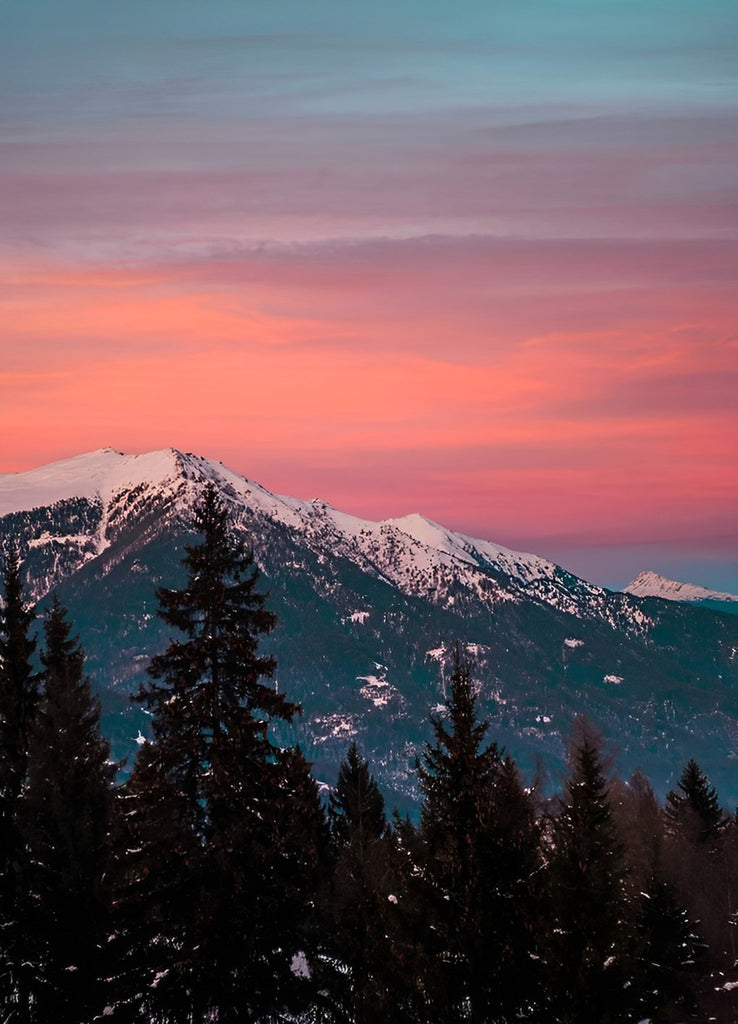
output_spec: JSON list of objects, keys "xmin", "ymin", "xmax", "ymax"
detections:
[
  {"xmin": 0, "ymin": 447, "xmax": 207, "ymax": 518},
  {"xmin": 624, "ymin": 570, "xmax": 738, "ymax": 604}
]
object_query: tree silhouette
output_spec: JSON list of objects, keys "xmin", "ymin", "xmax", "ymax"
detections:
[
  {"xmin": 114, "ymin": 485, "xmax": 309, "ymax": 1023},
  {"xmin": 24, "ymin": 596, "xmax": 115, "ymax": 1023},
  {"xmin": 0, "ymin": 544, "xmax": 38, "ymax": 1019}
]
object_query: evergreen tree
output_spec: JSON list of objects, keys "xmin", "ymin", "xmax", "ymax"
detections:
[
  {"xmin": 663, "ymin": 760, "xmax": 736, "ymax": 1017},
  {"xmin": 665, "ymin": 758, "xmax": 727, "ymax": 846},
  {"xmin": 326, "ymin": 743, "xmax": 402, "ymax": 1023},
  {"xmin": 264, "ymin": 747, "xmax": 331, "ymax": 1018},
  {"xmin": 329, "ymin": 741, "xmax": 387, "ymax": 852},
  {"xmin": 631, "ymin": 879, "xmax": 703, "ymax": 1020},
  {"xmin": 612, "ymin": 769, "xmax": 702, "ymax": 1019},
  {"xmin": 0, "ymin": 544, "xmax": 38, "ymax": 802},
  {"xmin": 0, "ymin": 543, "xmax": 38, "ymax": 1020},
  {"xmin": 114, "ymin": 484, "xmax": 307, "ymax": 1023},
  {"xmin": 416, "ymin": 643, "xmax": 542, "ymax": 1023},
  {"xmin": 110, "ymin": 739, "xmax": 201, "ymax": 1023},
  {"xmin": 478, "ymin": 754, "xmax": 546, "ymax": 1021},
  {"xmin": 23, "ymin": 596, "xmax": 116, "ymax": 1023},
  {"xmin": 546, "ymin": 720, "xmax": 632, "ymax": 1024}
]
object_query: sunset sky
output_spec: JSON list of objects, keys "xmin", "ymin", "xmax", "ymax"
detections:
[{"xmin": 1, "ymin": 1, "xmax": 736, "ymax": 589}]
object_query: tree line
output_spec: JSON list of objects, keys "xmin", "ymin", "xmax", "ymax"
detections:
[{"xmin": 1, "ymin": 485, "xmax": 737, "ymax": 1023}]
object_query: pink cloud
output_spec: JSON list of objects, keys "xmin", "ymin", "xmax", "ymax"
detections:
[{"xmin": 1, "ymin": 230, "xmax": 735, "ymax": 548}]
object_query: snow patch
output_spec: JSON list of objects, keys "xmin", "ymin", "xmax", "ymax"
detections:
[
  {"xmin": 313, "ymin": 713, "xmax": 357, "ymax": 743},
  {"xmin": 344, "ymin": 610, "xmax": 370, "ymax": 624},
  {"xmin": 290, "ymin": 951, "xmax": 311, "ymax": 980},
  {"xmin": 604, "ymin": 674, "xmax": 624, "ymax": 685},
  {"xmin": 564, "ymin": 638, "xmax": 584, "ymax": 649},
  {"xmin": 357, "ymin": 675, "xmax": 398, "ymax": 708}
]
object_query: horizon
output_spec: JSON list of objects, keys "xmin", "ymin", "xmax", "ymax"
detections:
[{"xmin": 1, "ymin": 2, "xmax": 736, "ymax": 593}]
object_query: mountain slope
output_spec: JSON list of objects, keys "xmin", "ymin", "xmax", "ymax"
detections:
[{"xmin": 2, "ymin": 449, "xmax": 737, "ymax": 810}]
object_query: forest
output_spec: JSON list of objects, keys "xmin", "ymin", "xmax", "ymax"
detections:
[{"xmin": 1, "ymin": 485, "xmax": 737, "ymax": 1024}]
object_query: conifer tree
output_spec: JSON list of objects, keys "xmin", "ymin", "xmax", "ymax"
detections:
[
  {"xmin": 632, "ymin": 879, "xmax": 703, "ymax": 1020},
  {"xmin": 0, "ymin": 544, "xmax": 38, "ymax": 802},
  {"xmin": 611, "ymin": 768, "xmax": 703, "ymax": 1018},
  {"xmin": 416, "ymin": 643, "xmax": 542, "ymax": 1023},
  {"xmin": 665, "ymin": 758, "xmax": 726, "ymax": 846},
  {"xmin": 263, "ymin": 746, "xmax": 331, "ymax": 1018},
  {"xmin": 0, "ymin": 543, "xmax": 38, "ymax": 1019},
  {"xmin": 114, "ymin": 484, "xmax": 308, "ymax": 1023},
  {"xmin": 663, "ymin": 759, "xmax": 736, "ymax": 1016},
  {"xmin": 479, "ymin": 754, "xmax": 546, "ymax": 1020},
  {"xmin": 23, "ymin": 596, "xmax": 115, "ymax": 1023},
  {"xmin": 329, "ymin": 741, "xmax": 387, "ymax": 852},
  {"xmin": 546, "ymin": 719, "xmax": 632, "ymax": 1024},
  {"xmin": 326, "ymin": 742, "xmax": 403, "ymax": 1023}
]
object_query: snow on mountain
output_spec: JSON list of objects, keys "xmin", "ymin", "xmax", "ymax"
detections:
[
  {"xmin": 624, "ymin": 570, "xmax": 738, "ymax": 605},
  {"xmin": 1, "ymin": 448, "xmax": 636, "ymax": 626},
  {"xmin": 4, "ymin": 449, "xmax": 738, "ymax": 809}
]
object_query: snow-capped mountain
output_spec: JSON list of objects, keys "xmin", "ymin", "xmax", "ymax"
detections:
[
  {"xmin": 625, "ymin": 570, "xmax": 738, "ymax": 610},
  {"xmin": 2, "ymin": 448, "xmax": 738, "ymax": 809},
  {"xmin": 0, "ymin": 447, "xmax": 607, "ymax": 615}
]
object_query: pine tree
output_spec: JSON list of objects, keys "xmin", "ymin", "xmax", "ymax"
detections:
[
  {"xmin": 613, "ymin": 769, "xmax": 703, "ymax": 1018},
  {"xmin": 632, "ymin": 879, "xmax": 703, "ymax": 1020},
  {"xmin": 329, "ymin": 741, "xmax": 387, "ymax": 852},
  {"xmin": 110, "ymin": 739, "xmax": 200, "ymax": 1023},
  {"xmin": 140, "ymin": 484, "xmax": 297, "ymax": 792},
  {"xmin": 546, "ymin": 719, "xmax": 632, "ymax": 1024},
  {"xmin": 326, "ymin": 742, "xmax": 403, "ymax": 1023},
  {"xmin": 478, "ymin": 754, "xmax": 546, "ymax": 1021},
  {"xmin": 0, "ymin": 543, "xmax": 39, "ymax": 1019},
  {"xmin": 417, "ymin": 644, "xmax": 499, "ymax": 888},
  {"xmin": 114, "ymin": 484, "xmax": 307, "ymax": 1023},
  {"xmin": 665, "ymin": 758, "xmax": 726, "ymax": 846},
  {"xmin": 663, "ymin": 760, "xmax": 735, "ymax": 1016},
  {"xmin": 416, "ymin": 643, "xmax": 542, "ymax": 1023},
  {"xmin": 259, "ymin": 746, "xmax": 331, "ymax": 1019},
  {"xmin": 23, "ymin": 596, "xmax": 116, "ymax": 1023},
  {"xmin": 0, "ymin": 544, "xmax": 38, "ymax": 802}
]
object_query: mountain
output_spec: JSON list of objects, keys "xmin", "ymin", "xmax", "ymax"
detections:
[
  {"xmin": 624, "ymin": 570, "xmax": 738, "ymax": 616},
  {"xmin": 2, "ymin": 448, "xmax": 738, "ymax": 810}
]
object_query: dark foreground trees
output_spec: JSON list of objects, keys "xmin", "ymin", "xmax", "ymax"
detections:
[
  {"xmin": 546, "ymin": 720, "xmax": 630, "ymax": 1023},
  {"xmin": 414, "ymin": 644, "xmax": 544, "ymax": 1023},
  {"xmin": 1, "ymin": 551, "xmax": 114, "ymax": 1023},
  {"xmin": 0, "ymin": 543, "xmax": 39, "ymax": 1019},
  {"xmin": 662, "ymin": 759, "xmax": 738, "ymax": 1019},
  {"xmin": 111, "ymin": 485, "xmax": 322, "ymax": 1023},
  {"xmin": 24, "ymin": 596, "xmax": 116, "ymax": 1022},
  {"xmin": 326, "ymin": 741, "xmax": 407, "ymax": 1023}
]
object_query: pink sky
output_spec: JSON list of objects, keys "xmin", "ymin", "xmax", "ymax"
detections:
[
  {"xmin": 3, "ymin": 237, "xmax": 736, "ymax": 571},
  {"xmin": 1, "ymin": 2, "xmax": 736, "ymax": 589}
]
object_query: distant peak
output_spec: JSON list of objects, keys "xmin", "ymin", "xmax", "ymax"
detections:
[{"xmin": 624, "ymin": 570, "xmax": 738, "ymax": 604}]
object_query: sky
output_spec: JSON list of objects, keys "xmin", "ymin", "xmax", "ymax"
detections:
[{"xmin": 1, "ymin": 0, "xmax": 736, "ymax": 590}]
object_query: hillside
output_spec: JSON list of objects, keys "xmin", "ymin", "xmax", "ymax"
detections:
[{"xmin": 2, "ymin": 448, "xmax": 737, "ymax": 809}]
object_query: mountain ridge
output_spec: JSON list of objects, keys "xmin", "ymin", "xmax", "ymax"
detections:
[
  {"xmin": 0, "ymin": 447, "xmax": 612, "ymax": 618},
  {"xmin": 2, "ymin": 448, "xmax": 737, "ymax": 809}
]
